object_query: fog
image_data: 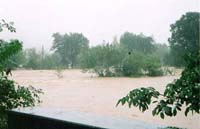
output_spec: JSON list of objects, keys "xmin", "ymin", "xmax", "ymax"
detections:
[{"xmin": 0, "ymin": 0, "xmax": 199, "ymax": 50}]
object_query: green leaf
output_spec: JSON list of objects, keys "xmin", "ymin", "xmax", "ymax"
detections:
[
  {"xmin": 177, "ymin": 106, "xmax": 181, "ymax": 111},
  {"xmin": 152, "ymin": 108, "xmax": 157, "ymax": 116},
  {"xmin": 165, "ymin": 107, "xmax": 172, "ymax": 116},
  {"xmin": 173, "ymin": 109, "xmax": 177, "ymax": 116},
  {"xmin": 121, "ymin": 98, "xmax": 126, "ymax": 105},
  {"xmin": 152, "ymin": 101, "xmax": 158, "ymax": 103},
  {"xmin": 185, "ymin": 107, "xmax": 190, "ymax": 116},
  {"xmin": 160, "ymin": 112, "xmax": 165, "ymax": 119},
  {"xmin": 116, "ymin": 100, "xmax": 121, "ymax": 107}
]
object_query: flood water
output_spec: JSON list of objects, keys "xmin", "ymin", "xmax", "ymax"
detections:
[{"xmin": 11, "ymin": 70, "xmax": 199, "ymax": 129}]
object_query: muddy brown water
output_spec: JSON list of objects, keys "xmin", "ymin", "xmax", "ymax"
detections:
[{"xmin": 11, "ymin": 70, "xmax": 199, "ymax": 129}]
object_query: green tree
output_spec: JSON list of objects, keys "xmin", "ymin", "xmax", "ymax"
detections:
[
  {"xmin": 42, "ymin": 53, "xmax": 61, "ymax": 69},
  {"xmin": 121, "ymin": 52, "xmax": 144, "ymax": 76},
  {"xmin": 51, "ymin": 32, "xmax": 89, "ymax": 68},
  {"xmin": 120, "ymin": 32, "xmax": 155, "ymax": 54},
  {"xmin": 143, "ymin": 55, "xmax": 164, "ymax": 76},
  {"xmin": 24, "ymin": 48, "xmax": 41, "ymax": 69},
  {"xmin": 153, "ymin": 43, "xmax": 170, "ymax": 65},
  {"xmin": 3, "ymin": 50, "xmax": 26, "ymax": 69},
  {"xmin": 79, "ymin": 43, "xmax": 124, "ymax": 77},
  {"xmin": 0, "ymin": 19, "xmax": 42, "ymax": 129},
  {"xmin": 168, "ymin": 12, "xmax": 200, "ymax": 67},
  {"xmin": 22, "ymin": 47, "xmax": 62, "ymax": 70},
  {"xmin": 79, "ymin": 43, "xmax": 163, "ymax": 77},
  {"xmin": 117, "ymin": 12, "xmax": 200, "ymax": 119}
]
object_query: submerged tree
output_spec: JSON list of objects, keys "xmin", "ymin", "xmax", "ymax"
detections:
[
  {"xmin": 120, "ymin": 32, "xmax": 155, "ymax": 54},
  {"xmin": 117, "ymin": 12, "xmax": 200, "ymax": 119},
  {"xmin": 51, "ymin": 32, "xmax": 89, "ymax": 68}
]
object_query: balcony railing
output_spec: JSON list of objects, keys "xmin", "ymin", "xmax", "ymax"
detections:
[{"xmin": 7, "ymin": 108, "xmax": 164, "ymax": 129}]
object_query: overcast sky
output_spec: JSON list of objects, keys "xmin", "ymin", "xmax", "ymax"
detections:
[{"xmin": 0, "ymin": 0, "xmax": 199, "ymax": 50}]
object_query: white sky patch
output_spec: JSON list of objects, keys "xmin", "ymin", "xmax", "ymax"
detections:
[{"xmin": 0, "ymin": 0, "xmax": 199, "ymax": 51}]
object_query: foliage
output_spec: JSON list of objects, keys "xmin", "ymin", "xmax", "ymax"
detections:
[
  {"xmin": 0, "ymin": 40, "xmax": 22, "ymax": 71},
  {"xmin": 11, "ymin": 48, "xmax": 62, "ymax": 70},
  {"xmin": 51, "ymin": 32, "xmax": 89, "ymax": 68},
  {"xmin": 168, "ymin": 12, "xmax": 200, "ymax": 67},
  {"xmin": 0, "ymin": 75, "xmax": 43, "ymax": 129},
  {"xmin": 117, "ymin": 12, "xmax": 200, "ymax": 119},
  {"xmin": 143, "ymin": 56, "xmax": 164, "ymax": 76},
  {"xmin": 0, "ymin": 19, "xmax": 42, "ymax": 129},
  {"xmin": 79, "ymin": 43, "xmax": 125, "ymax": 77},
  {"xmin": 41, "ymin": 53, "xmax": 61, "ymax": 69},
  {"xmin": 24, "ymin": 48, "xmax": 41, "ymax": 69},
  {"xmin": 0, "ymin": 76, "xmax": 42, "ymax": 112},
  {"xmin": 4, "ymin": 50, "xmax": 26, "ymax": 69},
  {"xmin": 117, "ymin": 87, "xmax": 160, "ymax": 111},
  {"xmin": 117, "ymin": 52, "xmax": 200, "ymax": 118},
  {"xmin": 163, "ymin": 53, "xmax": 174, "ymax": 67},
  {"xmin": 121, "ymin": 54, "xmax": 163, "ymax": 77},
  {"xmin": 79, "ymin": 43, "xmax": 164, "ymax": 77},
  {"xmin": 55, "ymin": 67, "xmax": 64, "ymax": 79},
  {"xmin": 120, "ymin": 32, "xmax": 155, "ymax": 54},
  {"xmin": 153, "ymin": 44, "xmax": 170, "ymax": 65},
  {"xmin": 3, "ymin": 32, "xmax": 169, "ymax": 72},
  {"xmin": 121, "ymin": 52, "xmax": 144, "ymax": 76}
]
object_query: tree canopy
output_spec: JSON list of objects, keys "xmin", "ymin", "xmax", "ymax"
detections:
[
  {"xmin": 120, "ymin": 32, "xmax": 155, "ymax": 54},
  {"xmin": 51, "ymin": 32, "xmax": 89, "ymax": 68},
  {"xmin": 79, "ymin": 40, "xmax": 164, "ymax": 77},
  {"xmin": 169, "ymin": 12, "xmax": 200, "ymax": 67}
]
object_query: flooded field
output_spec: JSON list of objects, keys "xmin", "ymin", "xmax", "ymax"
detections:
[{"xmin": 11, "ymin": 70, "xmax": 199, "ymax": 129}]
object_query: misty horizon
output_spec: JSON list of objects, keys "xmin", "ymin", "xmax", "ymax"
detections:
[{"xmin": 0, "ymin": 0, "xmax": 199, "ymax": 51}]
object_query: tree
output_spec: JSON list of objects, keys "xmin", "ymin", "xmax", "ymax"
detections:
[
  {"xmin": 5, "ymin": 50, "xmax": 26, "ymax": 69},
  {"xmin": 153, "ymin": 43, "xmax": 170, "ymax": 65},
  {"xmin": 0, "ymin": 19, "xmax": 42, "ymax": 129},
  {"xmin": 120, "ymin": 32, "xmax": 155, "ymax": 54},
  {"xmin": 0, "ymin": 40, "xmax": 22, "ymax": 72},
  {"xmin": 78, "ymin": 43, "xmax": 124, "ymax": 77},
  {"xmin": 117, "ymin": 12, "xmax": 200, "ymax": 119},
  {"xmin": 51, "ymin": 32, "xmax": 89, "ymax": 68},
  {"xmin": 24, "ymin": 48, "xmax": 41, "ymax": 69},
  {"xmin": 41, "ymin": 53, "xmax": 61, "ymax": 69},
  {"xmin": 121, "ymin": 52, "xmax": 144, "ymax": 76},
  {"xmin": 168, "ymin": 12, "xmax": 200, "ymax": 67},
  {"xmin": 143, "ymin": 55, "xmax": 164, "ymax": 76},
  {"xmin": 79, "ymin": 42, "xmax": 163, "ymax": 77}
]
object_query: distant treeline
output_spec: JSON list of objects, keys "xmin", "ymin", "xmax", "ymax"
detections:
[{"xmin": 4, "ymin": 32, "xmax": 181, "ymax": 77}]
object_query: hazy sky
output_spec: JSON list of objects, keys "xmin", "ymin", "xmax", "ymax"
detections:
[{"xmin": 0, "ymin": 0, "xmax": 199, "ymax": 50}]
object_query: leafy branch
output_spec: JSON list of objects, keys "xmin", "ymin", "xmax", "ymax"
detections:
[
  {"xmin": 116, "ymin": 12, "xmax": 200, "ymax": 120},
  {"xmin": 117, "ymin": 52, "xmax": 200, "ymax": 119}
]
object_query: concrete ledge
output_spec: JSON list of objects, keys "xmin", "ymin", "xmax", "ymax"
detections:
[{"xmin": 7, "ymin": 108, "xmax": 164, "ymax": 129}]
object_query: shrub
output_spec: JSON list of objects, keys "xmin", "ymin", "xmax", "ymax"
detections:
[
  {"xmin": 79, "ymin": 43, "xmax": 164, "ymax": 77},
  {"xmin": 0, "ymin": 76, "xmax": 43, "ymax": 129},
  {"xmin": 143, "ymin": 56, "xmax": 164, "ymax": 76},
  {"xmin": 121, "ymin": 52, "xmax": 144, "ymax": 76},
  {"xmin": 79, "ymin": 44, "xmax": 125, "ymax": 77}
]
